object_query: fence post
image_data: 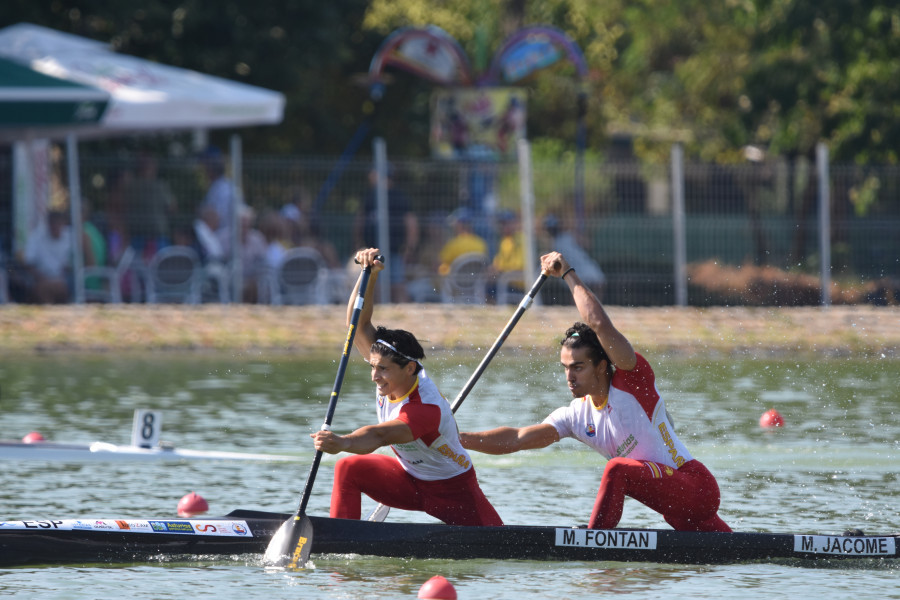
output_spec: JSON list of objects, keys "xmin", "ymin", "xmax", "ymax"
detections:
[
  {"xmin": 373, "ymin": 137, "xmax": 391, "ymax": 304},
  {"xmin": 517, "ymin": 139, "xmax": 538, "ymax": 301},
  {"xmin": 67, "ymin": 134, "xmax": 85, "ymax": 305},
  {"xmin": 671, "ymin": 143, "xmax": 687, "ymax": 306},
  {"xmin": 816, "ymin": 141, "xmax": 831, "ymax": 308},
  {"xmin": 230, "ymin": 134, "xmax": 243, "ymax": 304}
]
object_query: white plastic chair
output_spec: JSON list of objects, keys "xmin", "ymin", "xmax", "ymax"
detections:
[
  {"xmin": 495, "ymin": 270, "xmax": 525, "ymax": 305},
  {"xmin": 271, "ymin": 247, "xmax": 330, "ymax": 305},
  {"xmin": 201, "ymin": 261, "xmax": 230, "ymax": 303},
  {"xmin": 145, "ymin": 246, "xmax": 202, "ymax": 304},
  {"xmin": 83, "ymin": 246, "xmax": 136, "ymax": 304},
  {"xmin": 441, "ymin": 252, "xmax": 490, "ymax": 304}
]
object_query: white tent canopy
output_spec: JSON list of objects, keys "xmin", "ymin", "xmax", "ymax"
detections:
[
  {"xmin": 0, "ymin": 24, "xmax": 284, "ymax": 304},
  {"xmin": 0, "ymin": 23, "xmax": 284, "ymax": 136}
]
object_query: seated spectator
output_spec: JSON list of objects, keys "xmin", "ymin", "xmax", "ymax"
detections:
[
  {"xmin": 183, "ymin": 206, "xmax": 229, "ymax": 303},
  {"xmin": 543, "ymin": 214, "xmax": 606, "ymax": 303},
  {"xmin": 22, "ymin": 210, "xmax": 73, "ymax": 304},
  {"xmin": 280, "ymin": 184, "xmax": 312, "ymax": 246},
  {"xmin": 406, "ymin": 212, "xmax": 450, "ymax": 302},
  {"xmin": 199, "ymin": 146, "xmax": 240, "ymax": 244},
  {"xmin": 296, "ymin": 213, "xmax": 342, "ymax": 269},
  {"xmin": 81, "ymin": 199, "xmax": 107, "ymax": 292},
  {"xmin": 123, "ymin": 153, "xmax": 176, "ymax": 258},
  {"xmin": 438, "ymin": 208, "xmax": 488, "ymax": 276},
  {"xmin": 237, "ymin": 205, "xmax": 267, "ymax": 303},
  {"xmin": 488, "ymin": 210, "xmax": 525, "ymax": 302},
  {"xmin": 193, "ymin": 205, "xmax": 226, "ymax": 264},
  {"xmin": 258, "ymin": 209, "xmax": 290, "ymax": 270}
]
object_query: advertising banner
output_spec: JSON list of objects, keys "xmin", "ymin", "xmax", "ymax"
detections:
[{"xmin": 429, "ymin": 87, "xmax": 527, "ymax": 159}]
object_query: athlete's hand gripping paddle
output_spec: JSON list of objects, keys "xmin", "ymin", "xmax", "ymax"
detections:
[
  {"xmin": 366, "ymin": 271, "xmax": 549, "ymax": 522},
  {"xmin": 263, "ymin": 257, "xmax": 380, "ymax": 569}
]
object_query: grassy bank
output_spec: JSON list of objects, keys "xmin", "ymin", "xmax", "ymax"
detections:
[{"xmin": 2, "ymin": 304, "xmax": 899, "ymax": 358}]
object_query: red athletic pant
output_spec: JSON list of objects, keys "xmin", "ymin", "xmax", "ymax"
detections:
[
  {"xmin": 589, "ymin": 458, "xmax": 731, "ymax": 532},
  {"xmin": 330, "ymin": 453, "xmax": 504, "ymax": 526}
]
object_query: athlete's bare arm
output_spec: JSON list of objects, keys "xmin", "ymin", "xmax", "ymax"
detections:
[
  {"xmin": 312, "ymin": 419, "xmax": 414, "ymax": 455},
  {"xmin": 347, "ymin": 248, "xmax": 384, "ymax": 357},
  {"xmin": 540, "ymin": 251, "xmax": 637, "ymax": 371},
  {"xmin": 459, "ymin": 423, "xmax": 560, "ymax": 455}
]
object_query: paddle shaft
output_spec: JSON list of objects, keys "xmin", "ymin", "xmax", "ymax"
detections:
[
  {"xmin": 294, "ymin": 265, "xmax": 374, "ymax": 517},
  {"xmin": 366, "ymin": 273, "xmax": 547, "ymax": 522}
]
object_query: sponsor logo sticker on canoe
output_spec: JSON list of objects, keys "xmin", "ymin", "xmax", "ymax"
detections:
[
  {"xmin": 555, "ymin": 528, "xmax": 658, "ymax": 550},
  {"xmin": 794, "ymin": 535, "xmax": 896, "ymax": 556},
  {"xmin": 191, "ymin": 521, "xmax": 252, "ymax": 537},
  {"xmin": 149, "ymin": 521, "xmax": 196, "ymax": 534},
  {"xmin": 114, "ymin": 520, "xmax": 154, "ymax": 532},
  {"xmin": 231, "ymin": 522, "xmax": 248, "ymax": 535}
]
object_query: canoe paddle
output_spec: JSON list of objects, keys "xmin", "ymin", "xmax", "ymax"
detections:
[
  {"xmin": 263, "ymin": 257, "xmax": 379, "ymax": 569},
  {"xmin": 366, "ymin": 271, "xmax": 548, "ymax": 522}
]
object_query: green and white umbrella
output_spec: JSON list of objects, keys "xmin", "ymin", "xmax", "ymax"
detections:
[
  {"xmin": 0, "ymin": 56, "xmax": 109, "ymax": 132},
  {"xmin": 0, "ymin": 23, "xmax": 284, "ymax": 136}
]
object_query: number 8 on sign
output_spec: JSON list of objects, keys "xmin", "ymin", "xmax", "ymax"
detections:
[{"xmin": 131, "ymin": 409, "xmax": 162, "ymax": 448}]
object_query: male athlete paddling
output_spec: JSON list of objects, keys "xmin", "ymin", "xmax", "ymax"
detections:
[
  {"xmin": 312, "ymin": 248, "xmax": 503, "ymax": 526},
  {"xmin": 460, "ymin": 251, "xmax": 731, "ymax": 532}
]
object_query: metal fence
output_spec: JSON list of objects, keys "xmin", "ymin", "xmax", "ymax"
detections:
[{"xmin": 3, "ymin": 140, "xmax": 899, "ymax": 306}]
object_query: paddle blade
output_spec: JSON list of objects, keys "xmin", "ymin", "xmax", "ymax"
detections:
[
  {"xmin": 262, "ymin": 514, "xmax": 314, "ymax": 569},
  {"xmin": 366, "ymin": 503, "xmax": 391, "ymax": 522}
]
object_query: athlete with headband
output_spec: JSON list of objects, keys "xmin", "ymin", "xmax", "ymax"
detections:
[
  {"xmin": 311, "ymin": 247, "xmax": 503, "ymax": 526},
  {"xmin": 460, "ymin": 251, "xmax": 731, "ymax": 533}
]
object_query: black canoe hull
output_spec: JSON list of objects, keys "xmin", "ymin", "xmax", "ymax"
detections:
[
  {"xmin": 307, "ymin": 512, "xmax": 899, "ymax": 564},
  {"xmin": 1, "ymin": 509, "xmax": 897, "ymax": 567}
]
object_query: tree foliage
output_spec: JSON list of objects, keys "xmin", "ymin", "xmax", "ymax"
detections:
[
  {"xmin": 743, "ymin": 1, "xmax": 900, "ymax": 164},
  {"xmin": 592, "ymin": 0, "xmax": 900, "ymax": 164},
  {"xmin": 0, "ymin": 0, "xmax": 380, "ymax": 154},
  {"xmin": 2, "ymin": 0, "xmax": 899, "ymax": 163},
  {"xmin": 363, "ymin": 0, "xmax": 900, "ymax": 164}
]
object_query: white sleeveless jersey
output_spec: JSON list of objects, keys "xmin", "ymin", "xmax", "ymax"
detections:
[
  {"xmin": 375, "ymin": 368, "xmax": 473, "ymax": 481},
  {"xmin": 543, "ymin": 354, "xmax": 693, "ymax": 469}
]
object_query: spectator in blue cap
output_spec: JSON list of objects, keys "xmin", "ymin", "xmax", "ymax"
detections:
[{"xmin": 199, "ymin": 146, "xmax": 243, "ymax": 255}]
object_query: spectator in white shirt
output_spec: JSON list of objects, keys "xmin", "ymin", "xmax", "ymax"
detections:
[
  {"xmin": 23, "ymin": 210, "xmax": 73, "ymax": 304},
  {"xmin": 193, "ymin": 205, "xmax": 226, "ymax": 264}
]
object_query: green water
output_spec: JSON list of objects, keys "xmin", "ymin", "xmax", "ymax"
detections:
[{"xmin": 2, "ymin": 353, "xmax": 898, "ymax": 598}]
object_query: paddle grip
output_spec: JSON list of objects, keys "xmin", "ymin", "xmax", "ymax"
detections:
[{"xmin": 354, "ymin": 254, "xmax": 385, "ymax": 265}]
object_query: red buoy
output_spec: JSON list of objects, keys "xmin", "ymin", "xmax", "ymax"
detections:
[
  {"xmin": 177, "ymin": 492, "xmax": 209, "ymax": 517},
  {"xmin": 759, "ymin": 409, "xmax": 785, "ymax": 428},
  {"xmin": 418, "ymin": 575, "xmax": 457, "ymax": 600},
  {"xmin": 22, "ymin": 431, "xmax": 45, "ymax": 443}
]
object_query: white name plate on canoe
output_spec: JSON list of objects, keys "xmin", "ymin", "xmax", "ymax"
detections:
[
  {"xmin": 793, "ymin": 534, "xmax": 896, "ymax": 555},
  {"xmin": 555, "ymin": 528, "xmax": 658, "ymax": 549}
]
